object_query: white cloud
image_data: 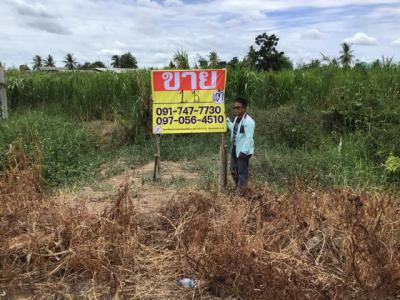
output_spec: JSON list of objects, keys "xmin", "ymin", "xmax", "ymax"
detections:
[
  {"xmin": 13, "ymin": 0, "xmax": 54, "ymax": 18},
  {"xmin": 98, "ymin": 49, "xmax": 123, "ymax": 56},
  {"xmin": 369, "ymin": 6, "xmax": 400, "ymax": 17},
  {"xmin": 0, "ymin": 0, "xmax": 399, "ymax": 68},
  {"xmin": 115, "ymin": 41, "xmax": 127, "ymax": 48},
  {"xmin": 136, "ymin": 0, "xmax": 161, "ymax": 9},
  {"xmin": 27, "ymin": 19, "xmax": 71, "ymax": 35},
  {"xmin": 164, "ymin": 0, "xmax": 183, "ymax": 6},
  {"xmin": 343, "ymin": 32, "xmax": 378, "ymax": 46},
  {"xmin": 391, "ymin": 39, "xmax": 400, "ymax": 47},
  {"xmin": 301, "ymin": 29, "xmax": 323, "ymax": 40}
]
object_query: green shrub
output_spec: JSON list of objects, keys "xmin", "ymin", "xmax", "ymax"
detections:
[{"xmin": 386, "ymin": 155, "xmax": 400, "ymax": 173}]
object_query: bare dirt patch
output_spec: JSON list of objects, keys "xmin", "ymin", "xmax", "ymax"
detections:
[{"xmin": 57, "ymin": 160, "xmax": 201, "ymax": 214}]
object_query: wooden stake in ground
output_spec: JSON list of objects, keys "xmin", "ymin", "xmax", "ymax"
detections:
[
  {"xmin": 153, "ymin": 134, "xmax": 161, "ymax": 182},
  {"xmin": 220, "ymin": 133, "xmax": 228, "ymax": 191},
  {"xmin": 0, "ymin": 65, "xmax": 8, "ymax": 120}
]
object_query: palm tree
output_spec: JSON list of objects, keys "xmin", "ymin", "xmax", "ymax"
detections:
[
  {"xmin": 228, "ymin": 56, "xmax": 240, "ymax": 69},
  {"xmin": 63, "ymin": 53, "xmax": 78, "ymax": 70},
  {"xmin": 320, "ymin": 53, "xmax": 332, "ymax": 64},
  {"xmin": 111, "ymin": 55, "xmax": 121, "ymax": 68},
  {"xmin": 19, "ymin": 64, "xmax": 30, "ymax": 71},
  {"xmin": 168, "ymin": 60, "xmax": 176, "ymax": 69},
  {"xmin": 245, "ymin": 46, "xmax": 257, "ymax": 69},
  {"xmin": 320, "ymin": 52, "xmax": 341, "ymax": 67},
  {"xmin": 120, "ymin": 52, "xmax": 138, "ymax": 68},
  {"xmin": 197, "ymin": 55, "xmax": 208, "ymax": 69},
  {"xmin": 44, "ymin": 54, "xmax": 55, "ymax": 67},
  {"xmin": 380, "ymin": 56, "xmax": 394, "ymax": 68},
  {"xmin": 208, "ymin": 51, "xmax": 220, "ymax": 68},
  {"xmin": 339, "ymin": 43, "xmax": 354, "ymax": 69},
  {"xmin": 32, "ymin": 55, "xmax": 43, "ymax": 70},
  {"xmin": 331, "ymin": 58, "xmax": 339, "ymax": 67},
  {"xmin": 173, "ymin": 50, "xmax": 189, "ymax": 69}
]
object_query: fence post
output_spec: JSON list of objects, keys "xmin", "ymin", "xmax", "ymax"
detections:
[{"xmin": 0, "ymin": 65, "xmax": 8, "ymax": 119}]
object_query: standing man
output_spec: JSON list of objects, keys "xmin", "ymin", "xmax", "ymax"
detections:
[{"xmin": 227, "ymin": 97, "xmax": 255, "ymax": 194}]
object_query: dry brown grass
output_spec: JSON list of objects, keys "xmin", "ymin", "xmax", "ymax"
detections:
[
  {"xmin": 165, "ymin": 189, "xmax": 400, "ymax": 299},
  {"xmin": 0, "ymin": 145, "xmax": 143, "ymax": 298},
  {"xmin": 1, "ymin": 145, "xmax": 400, "ymax": 299}
]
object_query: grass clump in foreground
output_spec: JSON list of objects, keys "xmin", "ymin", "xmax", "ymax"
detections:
[{"xmin": 1, "ymin": 146, "xmax": 400, "ymax": 299}]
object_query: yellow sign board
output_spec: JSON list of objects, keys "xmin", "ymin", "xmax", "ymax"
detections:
[{"xmin": 151, "ymin": 69, "xmax": 227, "ymax": 134}]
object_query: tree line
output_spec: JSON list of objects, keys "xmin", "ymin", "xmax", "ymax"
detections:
[
  {"xmin": 20, "ymin": 32, "xmax": 371, "ymax": 72},
  {"xmin": 26, "ymin": 52, "xmax": 138, "ymax": 71},
  {"xmin": 168, "ymin": 34, "xmax": 358, "ymax": 71}
]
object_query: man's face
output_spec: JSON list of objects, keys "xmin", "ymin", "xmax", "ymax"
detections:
[{"xmin": 233, "ymin": 101, "xmax": 246, "ymax": 117}]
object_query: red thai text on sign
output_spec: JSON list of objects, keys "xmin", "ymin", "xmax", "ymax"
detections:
[{"xmin": 152, "ymin": 70, "xmax": 226, "ymax": 91}]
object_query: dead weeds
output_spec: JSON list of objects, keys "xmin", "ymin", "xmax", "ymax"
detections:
[
  {"xmin": 1, "ymin": 145, "xmax": 400, "ymax": 299},
  {"xmin": 1, "ymin": 146, "xmax": 142, "ymax": 298},
  {"xmin": 168, "ymin": 188, "xmax": 400, "ymax": 299}
]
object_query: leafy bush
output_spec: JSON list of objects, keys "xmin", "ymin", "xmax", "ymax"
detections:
[
  {"xmin": 385, "ymin": 155, "xmax": 400, "ymax": 182},
  {"xmin": 386, "ymin": 155, "xmax": 400, "ymax": 173}
]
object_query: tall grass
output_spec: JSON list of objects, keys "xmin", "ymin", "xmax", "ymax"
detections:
[
  {"xmin": 7, "ymin": 67, "xmax": 400, "ymax": 120},
  {"xmin": 7, "ymin": 67, "xmax": 399, "ymax": 124},
  {"xmin": 226, "ymin": 65, "xmax": 400, "ymax": 109},
  {"xmin": 3, "ymin": 66, "xmax": 400, "ymax": 188},
  {"xmin": 6, "ymin": 70, "xmax": 151, "ymax": 137}
]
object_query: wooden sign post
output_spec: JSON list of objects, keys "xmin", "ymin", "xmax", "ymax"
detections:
[
  {"xmin": 219, "ymin": 133, "xmax": 228, "ymax": 191},
  {"xmin": 153, "ymin": 134, "xmax": 161, "ymax": 182},
  {"xmin": 0, "ymin": 65, "xmax": 8, "ymax": 120}
]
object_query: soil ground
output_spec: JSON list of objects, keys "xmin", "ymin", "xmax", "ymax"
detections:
[{"xmin": 56, "ymin": 160, "xmax": 201, "ymax": 214}]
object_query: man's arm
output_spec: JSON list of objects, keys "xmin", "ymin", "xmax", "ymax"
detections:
[
  {"xmin": 227, "ymin": 117, "xmax": 233, "ymax": 131},
  {"xmin": 239, "ymin": 119, "xmax": 255, "ymax": 156}
]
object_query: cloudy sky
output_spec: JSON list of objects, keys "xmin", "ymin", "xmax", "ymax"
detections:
[{"xmin": 1, "ymin": 0, "xmax": 400, "ymax": 68}]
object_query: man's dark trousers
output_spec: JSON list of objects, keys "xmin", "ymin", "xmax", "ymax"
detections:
[{"xmin": 231, "ymin": 146, "xmax": 250, "ymax": 189}]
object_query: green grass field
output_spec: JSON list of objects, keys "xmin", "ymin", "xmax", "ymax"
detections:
[{"xmin": 1, "ymin": 66, "xmax": 400, "ymax": 191}]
